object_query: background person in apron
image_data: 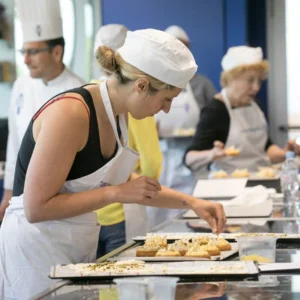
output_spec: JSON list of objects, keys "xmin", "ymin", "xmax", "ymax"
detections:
[
  {"xmin": 0, "ymin": 0, "xmax": 85, "ymax": 221},
  {"xmin": 0, "ymin": 29, "xmax": 226, "ymax": 299},
  {"xmin": 185, "ymin": 46, "xmax": 300, "ymax": 174},
  {"xmin": 92, "ymin": 24, "xmax": 163, "ymax": 256},
  {"xmin": 153, "ymin": 25, "xmax": 217, "ymax": 228}
]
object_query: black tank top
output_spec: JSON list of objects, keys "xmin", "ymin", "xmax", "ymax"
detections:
[{"xmin": 13, "ymin": 84, "xmax": 120, "ymax": 197}]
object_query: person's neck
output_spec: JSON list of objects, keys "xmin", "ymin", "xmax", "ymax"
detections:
[
  {"xmin": 42, "ymin": 64, "xmax": 65, "ymax": 84},
  {"xmin": 224, "ymin": 88, "xmax": 247, "ymax": 107},
  {"xmin": 106, "ymin": 77, "xmax": 130, "ymax": 117}
]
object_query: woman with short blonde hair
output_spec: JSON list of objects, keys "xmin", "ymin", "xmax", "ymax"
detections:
[{"xmin": 185, "ymin": 46, "xmax": 300, "ymax": 173}]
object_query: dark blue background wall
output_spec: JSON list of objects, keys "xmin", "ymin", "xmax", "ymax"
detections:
[
  {"xmin": 102, "ymin": 0, "xmax": 247, "ymax": 90},
  {"xmin": 101, "ymin": 0, "xmax": 267, "ymax": 112}
]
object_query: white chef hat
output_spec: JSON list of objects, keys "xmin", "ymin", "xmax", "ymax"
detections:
[
  {"xmin": 16, "ymin": 0, "xmax": 63, "ymax": 43},
  {"xmin": 221, "ymin": 46, "xmax": 263, "ymax": 71},
  {"xmin": 94, "ymin": 24, "xmax": 128, "ymax": 54},
  {"xmin": 117, "ymin": 29, "xmax": 197, "ymax": 88},
  {"xmin": 165, "ymin": 25, "xmax": 190, "ymax": 43}
]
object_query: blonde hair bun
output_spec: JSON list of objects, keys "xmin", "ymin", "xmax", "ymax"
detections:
[{"xmin": 95, "ymin": 45, "xmax": 118, "ymax": 74}]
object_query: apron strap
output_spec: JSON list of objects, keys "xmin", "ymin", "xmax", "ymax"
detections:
[
  {"xmin": 100, "ymin": 81, "xmax": 128, "ymax": 147},
  {"xmin": 221, "ymin": 88, "xmax": 234, "ymax": 119}
]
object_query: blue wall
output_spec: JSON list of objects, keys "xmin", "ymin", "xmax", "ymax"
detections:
[
  {"xmin": 102, "ymin": 0, "xmax": 247, "ymax": 90},
  {"xmin": 225, "ymin": 0, "xmax": 247, "ymax": 49}
]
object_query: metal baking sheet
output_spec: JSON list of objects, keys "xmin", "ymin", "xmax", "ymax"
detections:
[
  {"xmin": 133, "ymin": 232, "xmax": 300, "ymax": 242},
  {"xmin": 50, "ymin": 261, "xmax": 259, "ymax": 279},
  {"xmin": 208, "ymin": 172, "xmax": 280, "ymax": 181},
  {"xmin": 107, "ymin": 243, "xmax": 238, "ymax": 262}
]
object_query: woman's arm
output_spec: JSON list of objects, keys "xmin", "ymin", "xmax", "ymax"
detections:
[
  {"xmin": 24, "ymin": 99, "xmax": 226, "ymax": 232},
  {"xmin": 23, "ymin": 99, "xmax": 113, "ymax": 222},
  {"xmin": 185, "ymin": 141, "xmax": 227, "ymax": 171},
  {"xmin": 184, "ymin": 101, "xmax": 229, "ymax": 170},
  {"xmin": 267, "ymin": 140, "xmax": 300, "ymax": 164},
  {"xmin": 126, "ymin": 173, "xmax": 226, "ymax": 233}
]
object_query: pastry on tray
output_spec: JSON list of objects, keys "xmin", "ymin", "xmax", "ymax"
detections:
[
  {"xmin": 209, "ymin": 238, "xmax": 232, "ymax": 251},
  {"xmin": 184, "ymin": 249, "xmax": 211, "ymax": 259},
  {"xmin": 212, "ymin": 170, "xmax": 228, "ymax": 179},
  {"xmin": 199, "ymin": 245, "xmax": 221, "ymax": 256},
  {"xmin": 136, "ymin": 245, "xmax": 159, "ymax": 257},
  {"xmin": 231, "ymin": 168, "xmax": 249, "ymax": 178},
  {"xmin": 255, "ymin": 167, "xmax": 276, "ymax": 179},
  {"xmin": 224, "ymin": 146, "xmax": 240, "ymax": 156},
  {"xmin": 168, "ymin": 240, "xmax": 189, "ymax": 256},
  {"xmin": 144, "ymin": 235, "xmax": 167, "ymax": 248},
  {"xmin": 155, "ymin": 248, "xmax": 181, "ymax": 257},
  {"xmin": 191, "ymin": 236, "xmax": 210, "ymax": 246}
]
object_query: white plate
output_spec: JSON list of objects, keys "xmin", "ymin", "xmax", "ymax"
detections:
[{"xmin": 193, "ymin": 178, "xmax": 247, "ymax": 199}]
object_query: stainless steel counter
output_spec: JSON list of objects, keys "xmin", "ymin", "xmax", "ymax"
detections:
[{"xmin": 34, "ymin": 217, "xmax": 300, "ymax": 300}]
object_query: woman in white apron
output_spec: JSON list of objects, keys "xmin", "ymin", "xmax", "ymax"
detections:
[
  {"xmin": 151, "ymin": 26, "xmax": 217, "ymax": 229},
  {"xmin": 0, "ymin": 29, "xmax": 226, "ymax": 299},
  {"xmin": 92, "ymin": 24, "xmax": 164, "ymax": 257},
  {"xmin": 185, "ymin": 46, "xmax": 300, "ymax": 174}
]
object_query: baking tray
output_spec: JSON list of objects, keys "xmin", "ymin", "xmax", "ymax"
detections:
[
  {"xmin": 208, "ymin": 172, "xmax": 280, "ymax": 181},
  {"xmin": 49, "ymin": 261, "xmax": 259, "ymax": 280},
  {"xmin": 133, "ymin": 232, "xmax": 300, "ymax": 242},
  {"xmin": 107, "ymin": 243, "xmax": 238, "ymax": 262}
]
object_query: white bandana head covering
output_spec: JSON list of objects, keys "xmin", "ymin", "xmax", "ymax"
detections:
[
  {"xmin": 117, "ymin": 29, "xmax": 197, "ymax": 88},
  {"xmin": 221, "ymin": 46, "xmax": 263, "ymax": 71},
  {"xmin": 165, "ymin": 25, "xmax": 190, "ymax": 43},
  {"xmin": 16, "ymin": 0, "xmax": 63, "ymax": 43},
  {"xmin": 94, "ymin": 24, "xmax": 128, "ymax": 54}
]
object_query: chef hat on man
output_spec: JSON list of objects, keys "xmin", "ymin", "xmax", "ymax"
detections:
[
  {"xmin": 118, "ymin": 29, "xmax": 197, "ymax": 88},
  {"xmin": 94, "ymin": 24, "xmax": 128, "ymax": 54},
  {"xmin": 165, "ymin": 25, "xmax": 190, "ymax": 43},
  {"xmin": 221, "ymin": 46, "xmax": 263, "ymax": 71},
  {"xmin": 16, "ymin": 0, "xmax": 63, "ymax": 43}
]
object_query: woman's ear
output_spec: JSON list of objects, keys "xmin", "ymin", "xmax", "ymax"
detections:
[{"xmin": 135, "ymin": 78, "xmax": 150, "ymax": 93}]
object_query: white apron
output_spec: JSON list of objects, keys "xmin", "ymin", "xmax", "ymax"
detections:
[
  {"xmin": 212, "ymin": 89, "xmax": 270, "ymax": 173},
  {"xmin": 149, "ymin": 84, "xmax": 198, "ymax": 230},
  {"xmin": 156, "ymin": 83, "xmax": 199, "ymax": 138},
  {"xmin": 0, "ymin": 81, "xmax": 139, "ymax": 299}
]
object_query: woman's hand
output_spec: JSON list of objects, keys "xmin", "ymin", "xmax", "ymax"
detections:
[
  {"xmin": 114, "ymin": 176, "xmax": 161, "ymax": 204},
  {"xmin": 190, "ymin": 198, "xmax": 227, "ymax": 234},
  {"xmin": 285, "ymin": 140, "xmax": 300, "ymax": 155},
  {"xmin": 212, "ymin": 140, "xmax": 226, "ymax": 160}
]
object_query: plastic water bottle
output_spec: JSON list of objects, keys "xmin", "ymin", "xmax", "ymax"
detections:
[{"xmin": 281, "ymin": 151, "xmax": 299, "ymax": 206}]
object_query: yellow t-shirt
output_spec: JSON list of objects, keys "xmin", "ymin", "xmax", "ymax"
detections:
[{"xmin": 95, "ymin": 111, "xmax": 162, "ymax": 226}]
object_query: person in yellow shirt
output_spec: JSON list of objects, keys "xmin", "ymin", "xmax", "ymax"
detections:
[{"xmin": 92, "ymin": 24, "xmax": 162, "ymax": 257}]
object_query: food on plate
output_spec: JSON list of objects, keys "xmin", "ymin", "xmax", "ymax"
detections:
[
  {"xmin": 231, "ymin": 168, "xmax": 249, "ymax": 178},
  {"xmin": 199, "ymin": 245, "xmax": 221, "ymax": 256},
  {"xmin": 209, "ymin": 238, "xmax": 232, "ymax": 251},
  {"xmin": 224, "ymin": 146, "xmax": 240, "ymax": 156},
  {"xmin": 168, "ymin": 239, "xmax": 190, "ymax": 256},
  {"xmin": 192, "ymin": 236, "xmax": 210, "ymax": 245},
  {"xmin": 173, "ymin": 128, "xmax": 196, "ymax": 137},
  {"xmin": 155, "ymin": 248, "xmax": 181, "ymax": 257},
  {"xmin": 212, "ymin": 170, "xmax": 229, "ymax": 179},
  {"xmin": 184, "ymin": 249, "xmax": 211, "ymax": 259},
  {"xmin": 83, "ymin": 260, "xmax": 146, "ymax": 273},
  {"xmin": 237, "ymin": 233, "xmax": 288, "ymax": 238},
  {"xmin": 255, "ymin": 167, "xmax": 276, "ymax": 179},
  {"xmin": 145, "ymin": 235, "xmax": 167, "ymax": 248},
  {"xmin": 240, "ymin": 254, "xmax": 273, "ymax": 263},
  {"xmin": 135, "ymin": 236, "xmax": 234, "ymax": 259},
  {"xmin": 136, "ymin": 246, "xmax": 159, "ymax": 257}
]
